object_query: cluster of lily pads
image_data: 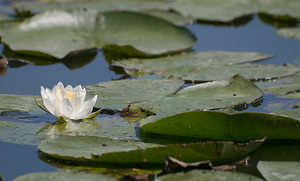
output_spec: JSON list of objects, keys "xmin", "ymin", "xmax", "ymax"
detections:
[{"xmin": 0, "ymin": 0, "xmax": 300, "ymax": 180}]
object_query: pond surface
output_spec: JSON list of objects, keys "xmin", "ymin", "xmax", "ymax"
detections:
[{"xmin": 0, "ymin": 8, "xmax": 300, "ymax": 181}]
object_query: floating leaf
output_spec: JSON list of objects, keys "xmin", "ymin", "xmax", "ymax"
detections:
[
  {"xmin": 277, "ymin": 27, "xmax": 300, "ymax": 40},
  {"xmin": 85, "ymin": 78, "xmax": 185, "ymax": 110},
  {"xmin": 13, "ymin": 171, "xmax": 118, "ymax": 181},
  {"xmin": 257, "ymin": 161, "xmax": 300, "ymax": 181},
  {"xmin": 2, "ymin": 10, "xmax": 196, "ymax": 59},
  {"xmin": 0, "ymin": 94, "xmax": 40, "ymax": 112},
  {"xmin": 86, "ymin": 74, "xmax": 263, "ymax": 113},
  {"xmin": 38, "ymin": 135, "xmax": 264, "ymax": 166},
  {"xmin": 172, "ymin": 0, "xmax": 257, "ymax": 23},
  {"xmin": 140, "ymin": 110, "xmax": 300, "ymax": 141},
  {"xmin": 140, "ymin": 74, "xmax": 264, "ymax": 113},
  {"xmin": 111, "ymin": 51, "xmax": 300, "ymax": 81},
  {"xmin": 0, "ymin": 120, "xmax": 45, "ymax": 145},
  {"xmin": 172, "ymin": 0, "xmax": 300, "ymax": 23},
  {"xmin": 262, "ymin": 72, "xmax": 300, "ymax": 98},
  {"xmin": 156, "ymin": 169, "xmax": 263, "ymax": 181}
]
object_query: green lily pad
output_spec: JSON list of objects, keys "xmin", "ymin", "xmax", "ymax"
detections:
[
  {"xmin": 38, "ymin": 135, "xmax": 264, "ymax": 166},
  {"xmin": 172, "ymin": 0, "xmax": 300, "ymax": 23},
  {"xmin": 140, "ymin": 110, "xmax": 300, "ymax": 141},
  {"xmin": 257, "ymin": 161, "xmax": 300, "ymax": 181},
  {"xmin": 86, "ymin": 75, "xmax": 263, "ymax": 113},
  {"xmin": 263, "ymin": 72, "xmax": 300, "ymax": 98},
  {"xmin": 0, "ymin": 120, "xmax": 45, "ymax": 145},
  {"xmin": 112, "ymin": 51, "xmax": 300, "ymax": 81},
  {"xmin": 156, "ymin": 169, "xmax": 263, "ymax": 181},
  {"xmin": 2, "ymin": 9, "xmax": 196, "ymax": 59},
  {"xmin": 277, "ymin": 27, "xmax": 300, "ymax": 40},
  {"xmin": 86, "ymin": 78, "xmax": 185, "ymax": 110},
  {"xmin": 0, "ymin": 94, "xmax": 40, "ymax": 112},
  {"xmin": 141, "ymin": 74, "xmax": 264, "ymax": 113},
  {"xmin": 172, "ymin": 0, "xmax": 257, "ymax": 23},
  {"xmin": 13, "ymin": 171, "xmax": 118, "ymax": 181}
]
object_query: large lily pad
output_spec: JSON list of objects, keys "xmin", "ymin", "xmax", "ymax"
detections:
[
  {"xmin": 112, "ymin": 51, "xmax": 300, "ymax": 81},
  {"xmin": 140, "ymin": 110, "xmax": 300, "ymax": 141},
  {"xmin": 172, "ymin": 0, "xmax": 300, "ymax": 23},
  {"xmin": 257, "ymin": 161, "xmax": 300, "ymax": 181},
  {"xmin": 13, "ymin": 171, "xmax": 118, "ymax": 181},
  {"xmin": 2, "ymin": 9, "xmax": 196, "ymax": 59},
  {"xmin": 86, "ymin": 75, "xmax": 263, "ymax": 113},
  {"xmin": 38, "ymin": 135, "xmax": 264, "ymax": 166},
  {"xmin": 156, "ymin": 170, "xmax": 263, "ymax": 181},
  {"xmin": 86, "ymin": 78, "xmax": 185, "ymax": 110}
]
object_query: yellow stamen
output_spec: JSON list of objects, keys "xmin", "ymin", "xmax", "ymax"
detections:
[{"xmin": 68, "ymin": 92, "xmax": 75, "ymax": 99}]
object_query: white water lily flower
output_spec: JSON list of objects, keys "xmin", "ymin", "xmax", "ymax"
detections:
[{"xmin": 40, "ymin": 82, "xmax": 98, "ymax": 120}]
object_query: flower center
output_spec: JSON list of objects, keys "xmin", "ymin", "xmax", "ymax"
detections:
[{"xmin": 68, "ymin": 91, "xmax": 75, "ymax": 99}]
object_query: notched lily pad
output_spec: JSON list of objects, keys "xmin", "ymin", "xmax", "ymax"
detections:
[
  {"xmin": 277, "ymin": 27, "xmax": 300, "ymax": 40},
  {"xmin": 140, "ymin": 110, "xmax": 300, "ymax": 141},
  {"xmin": 38, "ymin": 135, "xmax": 264, "ymax": 167},
  {"xmin": 2, "ymin": 9, "xmax": 196, "ymax": 59}
]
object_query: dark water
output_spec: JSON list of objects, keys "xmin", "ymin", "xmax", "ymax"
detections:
[{"xmin": 0, "ymin": 14, "xmax": 300, "ymax": 180}]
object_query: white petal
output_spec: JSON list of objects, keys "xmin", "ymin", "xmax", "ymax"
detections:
[
  {"xmin": 73, "ymin": 95, "xmax": 97, "ymax": 119},
  {"xmin": 57, "ymin": 82, "xmax": 64, "ymax": 90},
  {"xmin": 41, "ymin": 86, "xmax": 48, "ymax": 99},
  {"xmin": 43, "ymin": 97, "xmax": 56, "ymax": 115},
  {"xmin": 60, "ymin": 98, "xmax": 73, "ymax": 119}
]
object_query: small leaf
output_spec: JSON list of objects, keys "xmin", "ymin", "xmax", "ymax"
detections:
[{"xmin": 257, "ymin": 161, "xmax": 300, "ymax": 181}]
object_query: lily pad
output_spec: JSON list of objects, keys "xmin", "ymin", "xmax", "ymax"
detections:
[
  {"xmin": 86, "ymin": 75, "xmax": 263, "ymax": 113},
  {"xmin": 0, "ymin": 94, "xmax": 40, "ymax": 112},
  {"xmin": 38, "ymin": 135, "xmax": 264, "ymax": 166},
  {"xmin": 2, "ymin": 9, "xmax": 196, "ymax": 59},
  {"xmin": 156, "ymin": 169, "xmax": 263, "ymax": 181},
  {"xmin": 263, "ymin": 72, "xmax": 300, "ymax": 98},
  {"xmin": 0, "ymin": 120, "xmax": 45, "ymax": 145},
  {"xmin": 277, "ymin": 27, "xmax": 300, "ymax": 40},
  {"xmin": 257, "ymin": 161, "xmax": 300, "ymax": 181},
  {"xmin": 172, "ymin": 0, "xmax": 257, "ymax": 23},
  {"xmin": 140, "ymin": 110, "xmax": 300, "ymax": 141},
  {"xmin": 85, "ymin": 78, "xmax": 185, "ymax": 110},
  {"xmin": 172, "ymin": 0, "xmax": 300, "ymax": 23},
  {"xmin": 13, "ymin": 171, "xmax": 118, "ymax": 181},
  {"xmin": 112, "ymin": 51, "xmax": 300, "ymax": 81},
  {"xmin": 141, "ymin": 74, "xmax": 264, "ymax": 113}
]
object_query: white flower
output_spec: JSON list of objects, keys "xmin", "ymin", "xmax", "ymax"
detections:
[{"xmin": 40, "ymin": 82, "xmax": 98, "ymax": 120}]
